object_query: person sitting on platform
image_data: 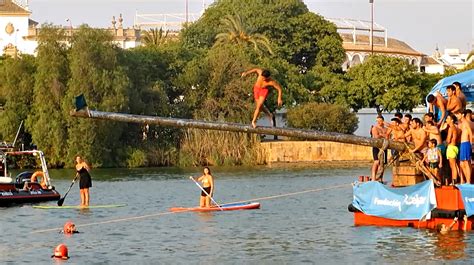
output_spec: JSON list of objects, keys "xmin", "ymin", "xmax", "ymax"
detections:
[{"xmin": 423, "ymin": 139, "xmax": 442, "ymax": 185}]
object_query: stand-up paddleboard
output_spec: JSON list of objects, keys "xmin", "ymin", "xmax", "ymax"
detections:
[
  {"xmin": 170, "ymin": 202, "xmax": 260, "ymax": 212},
  {"xmin": 33, "ymin": 204, "xmax": 126, "ymax": 209}
]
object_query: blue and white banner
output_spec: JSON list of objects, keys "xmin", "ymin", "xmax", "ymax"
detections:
[
  {"xmin": 456, "ymin": 184, "xmax": 474, "ymax": 217},
  {"xmin": 352, "ymin": 180, "xmax": 437, "ymax": 220}
]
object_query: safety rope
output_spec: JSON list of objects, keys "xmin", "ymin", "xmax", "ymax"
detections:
[{"xmin": 29, "ymin": 183, "xmax": 350, "ymax": 234}]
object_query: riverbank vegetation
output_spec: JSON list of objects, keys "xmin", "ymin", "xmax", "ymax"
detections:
[{"xmin": 0, "ymin": 0, "xmax": 443, "ymax": 168}]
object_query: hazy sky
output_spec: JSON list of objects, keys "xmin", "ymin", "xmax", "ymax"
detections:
[{"xmin": 27, "ymin": 0, "xmax": 473, "ymax": 55}]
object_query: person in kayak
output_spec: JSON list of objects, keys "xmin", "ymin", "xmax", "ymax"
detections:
[
  {"xmin": 241, "ymin": 68, "xmax": 283, "ymax": 128},
  {"xmin": 191, "ymin": 167, "xmax": 215, "ymax": 208},
  {"xmin": 75, "ymin": 155, "xmax": 92, "ymax": 206}
]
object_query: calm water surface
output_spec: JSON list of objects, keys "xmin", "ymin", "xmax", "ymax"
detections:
[{"xmin": 0, "ymin": 166, "xmax": 472, "ymax": 264}]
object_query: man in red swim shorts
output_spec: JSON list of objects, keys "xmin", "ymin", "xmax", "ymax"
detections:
[{"xmin": 241, "ymin": 68, "xmax": 283, "ymax": 128}]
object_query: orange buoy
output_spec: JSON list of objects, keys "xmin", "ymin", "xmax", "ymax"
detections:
[
  {"xmin": 51, "ymin": 244, "xmax": 69, "ymax": 260},
  {"xmin": 63, "ymin": 221, "xmax": 77, "ymax": 234}
]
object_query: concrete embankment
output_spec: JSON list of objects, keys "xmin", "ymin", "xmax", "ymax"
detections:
[{"xmin": 260, "ymin": 141, "xmax": 373, "ymax": 166}]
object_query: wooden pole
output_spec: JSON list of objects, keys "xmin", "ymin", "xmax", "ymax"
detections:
[{"xmin": 70, "ymin": 109, "xmax": 409, "ymax": 152}]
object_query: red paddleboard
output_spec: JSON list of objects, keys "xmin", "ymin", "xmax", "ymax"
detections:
[{"xmin": 170, "ymin": 202, "xmax": 260, "ymax": 212}]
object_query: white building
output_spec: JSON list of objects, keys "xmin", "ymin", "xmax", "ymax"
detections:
[
  {"xmin": 0, "ymin": 0, "xmax": 140, "ymax": 57},
  {"xmin": 0, "ymin": 0, "xmax": 37, "ymax": 56}
]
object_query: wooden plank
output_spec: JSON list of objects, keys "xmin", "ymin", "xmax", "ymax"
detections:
[{"xmin": 70, "ymin": 109, "xmax": 411, "ymax": 152}]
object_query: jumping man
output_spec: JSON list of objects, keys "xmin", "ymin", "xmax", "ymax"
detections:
[{"xmin": 241, "ymin": 68, "xmax": 283, "ymax": 128}]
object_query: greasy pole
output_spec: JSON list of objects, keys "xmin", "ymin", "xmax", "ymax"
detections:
[{"xmin": 70, "ymin": 110, "xmax": 409, "ymax": 152}]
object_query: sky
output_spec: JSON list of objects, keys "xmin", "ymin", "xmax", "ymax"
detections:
[{"xmin": 27, "ymin": 0, "xmax": 473, "ymax": 55}]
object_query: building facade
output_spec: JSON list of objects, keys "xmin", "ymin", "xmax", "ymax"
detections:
[{"xmin": 0, "ymin": 0, "xmax": 140, "ymax": 57}]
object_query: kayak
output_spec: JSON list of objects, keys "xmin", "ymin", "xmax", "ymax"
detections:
[
  {"xmin": 170, "ymin": 202, "xmax": 260, "ymax": 212},
  {"xmin": 33, "ymin": 204, "xmax": 126, "ymax": 209}
]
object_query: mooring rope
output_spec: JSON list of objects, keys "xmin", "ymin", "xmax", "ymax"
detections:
[{"xmin": 30, "ymin": 183, "xmax": 351, "ymax": 234}]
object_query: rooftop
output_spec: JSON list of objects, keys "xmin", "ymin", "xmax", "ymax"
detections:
[{"xmin": 340, "ymin": 33, "xmax": 423, "ymax": 56}]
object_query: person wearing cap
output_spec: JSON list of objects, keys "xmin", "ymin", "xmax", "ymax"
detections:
[{"xmin": 241, "ymin": 68, "xmax": 283, "ymax": 128}]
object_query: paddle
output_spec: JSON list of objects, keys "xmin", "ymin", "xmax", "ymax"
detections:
[
  {"xmin": 57, "ymin": 174, "xmax": 78, "ymax": 206},
  {"xmin": 189, "ymin": 176, "xmax": 223, "ymax": 211}
]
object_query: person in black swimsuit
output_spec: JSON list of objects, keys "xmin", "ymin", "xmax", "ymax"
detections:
[{"xmin": 75, "ymin": 155, "xmax": 92, "ymax": 206}]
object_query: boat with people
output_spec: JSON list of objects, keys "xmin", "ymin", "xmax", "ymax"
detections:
[
  {"xmin": 349, "ymin": 69, "xmax": 474, "ymax": 231},
  {"xmin": 0, "ymin": 148, "xmax": 60, "ymax": 206}
]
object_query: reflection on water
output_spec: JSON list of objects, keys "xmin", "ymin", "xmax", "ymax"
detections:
[{"xmin": 1, "ymin": 166, "xmax": 473, "ymax": 263}]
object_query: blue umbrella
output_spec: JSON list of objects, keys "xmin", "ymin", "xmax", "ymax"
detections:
[
  {"xmin": 427, "ymin": 69, "xmax": 474, "ymax": 101},
  {"xmin": 426, "ymin": 69, "xmax": 474, "ymax": 119}
]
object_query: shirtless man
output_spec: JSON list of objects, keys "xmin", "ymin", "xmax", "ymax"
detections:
[
  {"xmin": 424, "ymin": 112, "xmax": 435, "ymax": 125},
  {"xmin": 401, "ymin": 114, "xmax": 412, "ymax": 142},
  {"xmin": 453, "ymin": 81, "xmax": 467, "ymax": 111},
  {"xmin": 427, "ymin": 92, "xmax": 447, "ymax": 127},
  {"xmin": 241, "ymin": 68, "xmax": 283, "ymax": 128},
  {"xmin": 446, "ymin": 85, "xmax": 463, "ymax": 115},
  {"xmin": 456, "ymin": 111, "xmax": 472, "ymax": 184},
  {"xmin": 387, "ymin": 117, "xmax": 405, "ymax": 160},
  {"xmin": 424, "ymin": 120, "xmax": 443, "ymax": 154},
  {"xmin": 445, "ymin": 114, "xmax": 460, "ymax": 185},
  {"xmin": 406, "ymin": 118, "xmax": 427, "ymax": 158},
  {"xmin": 371, "ymin": 115, "xmax": 388, "ymax": 181}
]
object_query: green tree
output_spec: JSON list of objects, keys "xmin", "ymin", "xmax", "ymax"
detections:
[
  {"xmin": 287, "ymin": 102, "xmax": 358, "ymax": 134},
  {"xmin": 0, "ymin": 55, "xmax": 36, "ymax": 143},
  {"xmin": 65, "ymin": 26, "xmax": 130, "ymax": 167},
  {"xmin": 26, "ymin": 24, "xmax": 69, "ymax": 166},
  {"xmin": 344, "ymin": 55, "xmax": 422, "ymax": 112},
  {"xmin": 141, "ymin": 27, "xmax": 169, "ymax": 47},
  {"xmin": 214, "ymin": 14, "xmax": 273, "ymax": 55},
  {"xmin": 182, "ymin": 0, "xmax": 344, "ymax": 70}
]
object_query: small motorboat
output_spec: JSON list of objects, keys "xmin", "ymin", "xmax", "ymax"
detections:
[{"xmin": 0, "ymin": 149, "xmax": 60, "ymax": 206}]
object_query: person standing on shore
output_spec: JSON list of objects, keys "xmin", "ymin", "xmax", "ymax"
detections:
[
  {"xmin": 75, "ymin": 155, "xmax": 92, "ymax": 207},
  {"xmin": 241, "ymin": 68, "xmax": 283, "ymax": 128}
]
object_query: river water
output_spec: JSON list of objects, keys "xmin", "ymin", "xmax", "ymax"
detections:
[{"xmin": 1, "ymin": 166, "xmax": 473, "ymax": 264}]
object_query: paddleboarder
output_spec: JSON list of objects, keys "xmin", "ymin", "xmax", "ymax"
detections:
[
  {"xmin": 75, "ymin": 155, "xmax": 92, "ymax": 206},
  {"xmin": 191, "ymin": 167, "xmax": 215, "ymax": 208},
  {"xmin": 241, "ymin": 68, "xmax": 283, "ymax": 128}
]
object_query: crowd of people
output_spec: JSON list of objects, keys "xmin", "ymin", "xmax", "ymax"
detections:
[{"xmin": 371, "ymin": 81, "xmax": 473, "ymax": 186}]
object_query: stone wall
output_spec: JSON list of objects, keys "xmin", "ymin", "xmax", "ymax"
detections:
[{"xmin": 260, "ymin": 141, "xmax": 373, "ymax": 164}]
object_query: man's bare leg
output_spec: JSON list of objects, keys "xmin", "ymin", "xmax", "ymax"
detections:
[
  {"xmin": 252, "ymin": 97, "xmax": 265, "ymax": 128},
  {"xmin": 371, "ymin": 160, "xmax": 379, "ymax": 181}
]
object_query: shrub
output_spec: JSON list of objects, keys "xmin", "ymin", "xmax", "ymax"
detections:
[
  {"xmin": 126, "ymin": 149, "xmax": 148, "ymax": 168},
  {"xmin": 287, "ymin": 103, "xmax": 358, "ymax": 134}
]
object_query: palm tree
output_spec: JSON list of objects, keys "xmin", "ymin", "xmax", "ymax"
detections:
[
  {"xmin": 467, "ymin": 50, "xmax": 474, "ymax": 61},
  {"xmin": 214, "ymin": 14, "xmax": 274, "ymax": 55},
  {"xmin": 141, "ymin": 27, "xmax": 169, "ymax": 47}
]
